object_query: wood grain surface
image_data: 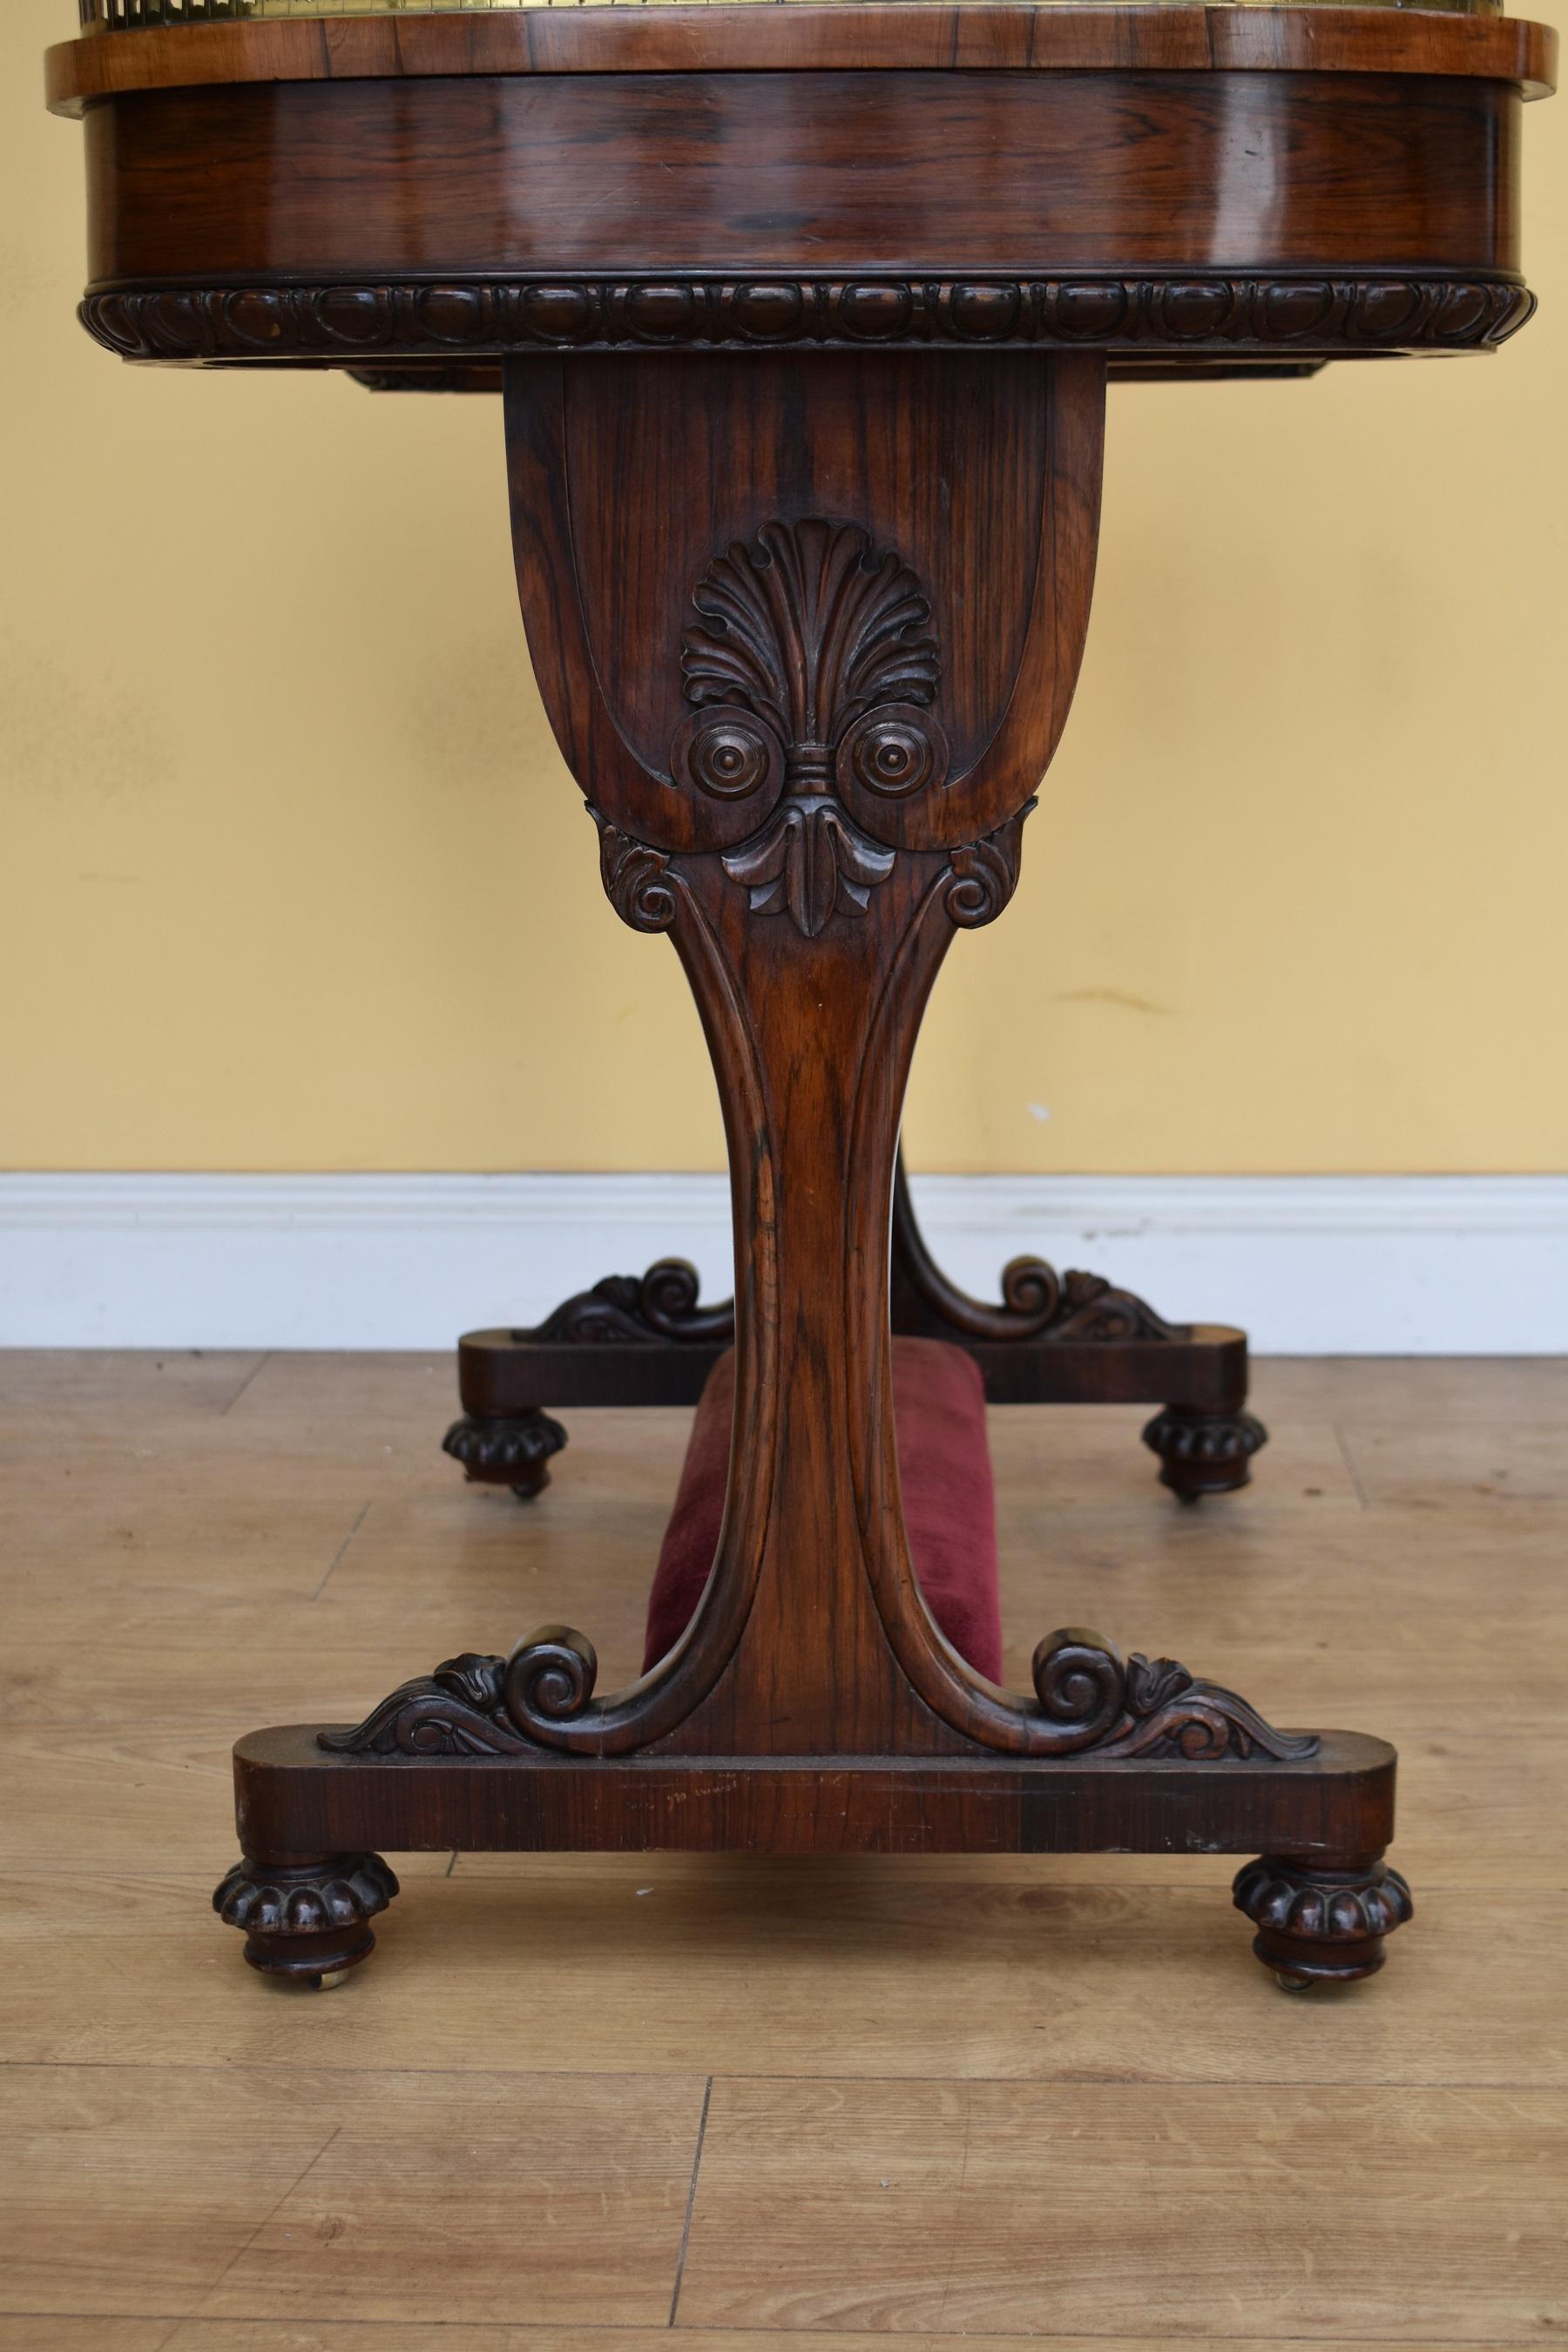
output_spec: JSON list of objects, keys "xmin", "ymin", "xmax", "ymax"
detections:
[
  {"xmin": 81, "ymin": 70, "xmax": 1524, "ymax": 282},
  {"xmin": 44, "ymin": 5, "xmax": 1560, "ymax": 113}
]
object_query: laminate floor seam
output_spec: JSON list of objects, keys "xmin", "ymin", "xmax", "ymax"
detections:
[
  {"xmin": 3, "ymin": 2061, "xmax": 1559, "ymax": 2093},
  {"xmin": 219, "ymin": 1355, "xmax": 273, "ymax": 1417},
  {"xmin": 669, "ymin": 2076, "xmax": 714, "ymax": 2327},
  {"xmin": 311, "ymin": 1500, "xmax": 374, "ymax": 1600},
  {"xmin": 182, "ymin": 2123, "xmax": 343, "ymax": 2328},
  {"xmin": 0, "ymin": 2315, "xmax": 1551, "ymax": 2346},
  {"xmin": 1329, "ymin": 1423, "xmax": 1371, "ymax": 1510}
]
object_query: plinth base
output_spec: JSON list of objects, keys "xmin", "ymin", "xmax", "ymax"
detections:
[{"xmin": 223, "ymin": 1728, "xmax": 1404, "ymax": 1989}]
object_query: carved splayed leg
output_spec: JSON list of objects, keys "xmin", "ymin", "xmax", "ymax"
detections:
[
  {"xmin": 1233, "ymin": 1855, "xmax": 1414, "ymax": 1989},
  {"xmin": 1142, "ymin": 1404, "xmax": 1269, "ymax": 1501},
  {"xmin": 213, "ymin": 1853, "xmax": 399, "ymax": 1984}
]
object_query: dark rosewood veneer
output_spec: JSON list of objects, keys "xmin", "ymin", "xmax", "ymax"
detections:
[{"xmin": 48, "ymin": 3, "xmax": 1553, "ymax": 1991}]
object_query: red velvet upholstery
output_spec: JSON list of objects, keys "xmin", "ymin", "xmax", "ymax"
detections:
[{"xmin": 643, "ymin": 1335, "xmax": 1003, "ymax": 1682}]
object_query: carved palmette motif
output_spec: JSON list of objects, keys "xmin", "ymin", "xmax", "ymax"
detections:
[
  {"xmin": 583, "ymin": 518, "xmax": 1043, "ymax": 942},
  {"xmin": 672, "ymin": 517, "xmax": 950, "ymax": 936},
  {"xmin": 679, "ymin": 518, "xmax": 941, "ymax": 740}
]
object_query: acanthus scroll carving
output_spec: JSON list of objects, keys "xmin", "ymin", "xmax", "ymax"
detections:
[
  {"xmin": 319, "ymin": 1651, "xmax": 529, "ymax": 1756},
  {"xmin": 945, "ymin": 804, "xmax": 1033, "ymax": 931},
  {"xmin": 527, "ymin": 1258, "xmax": 732, "ymax": 1348},
  {"xmin": 319, "ymin": 1628, "xmax": 601, "ymax": 1758},
  {"xmin": 595, "ymin": 814, "xmax": 677, "ymax": 934},
  {"xmin": 673, "ymin": 517, "xmax": 950, "ymax": 937},
  {"xmin": 321, "ymin": 1624, "xmax": 1310, "ymax": 1765},
  {"xmin": 1029, "ymin": 1627, "xmax": 1317, "ymax": 1761}
]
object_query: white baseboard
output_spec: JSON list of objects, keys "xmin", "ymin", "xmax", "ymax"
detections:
[{"xmin": 1, "ymin": 1173, "xmax": 1565, "ymax": 1354}]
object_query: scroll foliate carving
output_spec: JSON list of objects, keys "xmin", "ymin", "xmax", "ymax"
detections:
[
  {"xmin": 319, "ymin": 1628, "xmax": 601, "ymax": 1757},
  {"xmin": 1030, "ymin": 1626, "xmax": 1317, "ymax": 1761},
  {"xmin": 527, "ymin": 1258, "xmax": 732, "ymax": 1347},
  {"xmin": 321, "ymin": 1625, "xmax": 1309, "ymax": 1764},
  {"xmin": 944, "ymin": 803, "xmax": 1034, "ymax": 930},
  {"xmin": 318, "ymin": 1651, "xmax": 530, "ymax": 1756},
  {"xmin": 594, "ymin": 810, "xmax": 678, "ymax": 934}
]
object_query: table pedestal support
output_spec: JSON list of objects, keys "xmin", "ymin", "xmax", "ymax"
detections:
[{"xmin": 217, "ymin": 346, "xmax": 1405, "ymax": 1993}]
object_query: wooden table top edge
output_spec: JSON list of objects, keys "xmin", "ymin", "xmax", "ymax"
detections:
[{"xmin": 44, "ymin": 4, "xmax": 1559, "ymax": 114}]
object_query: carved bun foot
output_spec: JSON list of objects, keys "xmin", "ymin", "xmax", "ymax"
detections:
[
  {"xmin": 1142, "ymin": 1405, "xmax": 1267, "ymax": 1501},
  {"xmin": 213, "ymin": 1853, "xmax": 399, "ymax": 1985},
  {"xmin": 443, "ymin": 1409, "xmax": 567, "ymax": 1501},
  {"xmin": 1233, "ymin": 1856, "xmax": 1412, "ymax": 1990}
]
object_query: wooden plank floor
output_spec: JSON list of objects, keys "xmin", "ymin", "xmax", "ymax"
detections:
[{"xmin": 2, "ymin": 1350, "xmax": 1565, "ymax": 2350}]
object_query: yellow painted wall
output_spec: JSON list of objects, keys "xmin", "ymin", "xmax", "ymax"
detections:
[{"xmin": 3, "ymin": 0, "xmax": 1565, "ymax": 1174}]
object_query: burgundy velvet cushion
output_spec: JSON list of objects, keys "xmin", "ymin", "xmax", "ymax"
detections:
[{"xmin": 643, "ymin": 1335, "xmax": 1003, "ymax": 1683}]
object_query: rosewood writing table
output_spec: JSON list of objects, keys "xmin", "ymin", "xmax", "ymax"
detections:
[{"xmin": 50, "ymin": 0, "xmax": 1554, "ymax": 1994}]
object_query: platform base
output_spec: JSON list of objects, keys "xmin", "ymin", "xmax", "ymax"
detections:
[
  {"xmin": 220, "ymin": 1725, "xmax": 1405, "ymax": 1987},
  {"xmin": 453, "ymin": 1315, "xmax": 1264, "ymax": 1500}
]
